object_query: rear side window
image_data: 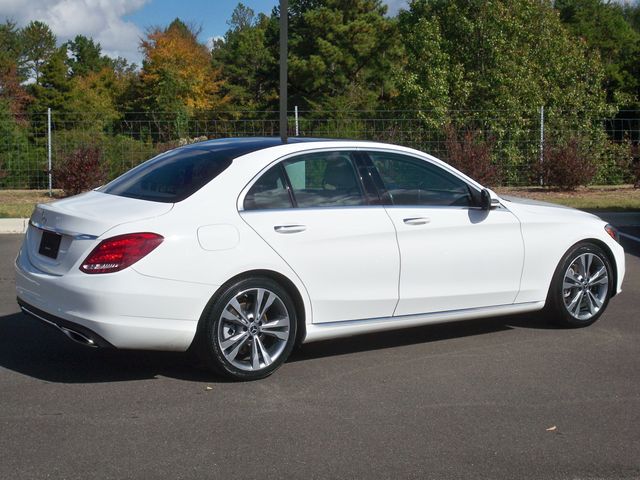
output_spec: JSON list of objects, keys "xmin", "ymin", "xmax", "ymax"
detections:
[
  {"xmin": 282, "ymin": 152, "xmax": 365, "ymax": 208},
  {"xmin": 99, "ymin": 148, "xmax": 232, "ymax": 203},
  {"xmin": 244, "ymin": 165, "xmax": 293, "ymax": 210},
  {"xmin": 368, "ymin": 152, "xmax": 473, "ymax": 207}
]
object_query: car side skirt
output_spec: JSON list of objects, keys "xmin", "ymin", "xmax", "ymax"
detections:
[{"xmin": 302, "ymin": 301, "xmax": 546, "ymax": 343}]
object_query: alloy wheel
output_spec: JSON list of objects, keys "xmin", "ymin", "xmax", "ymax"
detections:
[
  {"xmin": 562, "ymin": 253, "xmax": 609, "ymax": 321},
  {"xmin": 217, "ymin": 288, "xmax": 291, "ymax": 371}
]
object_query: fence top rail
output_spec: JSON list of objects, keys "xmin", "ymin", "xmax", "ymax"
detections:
[{"xmin": 9, "ymin": 108, "xmax": 640, "ymax": 116}]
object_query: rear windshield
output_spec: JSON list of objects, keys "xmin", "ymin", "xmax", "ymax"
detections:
[{"xmin": 99, "ymin": 147, "xmax": 233, "ymax": 203}]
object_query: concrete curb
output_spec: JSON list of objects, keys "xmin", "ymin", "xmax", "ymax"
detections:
[{"xmin": 0, "ymin": 218, "xmax": 29, "ymax": 234}]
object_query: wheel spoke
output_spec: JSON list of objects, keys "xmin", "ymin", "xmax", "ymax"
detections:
[
  {"xmin": 567, "ymin": 290, "xmax": 584, "ymax": 316},
  {"xmin": 225, "ymin": 334, "xmax": 249, "ymax": 362},
  {"xmin": 220, "ymin": 330, "xmax": 248, "ymax": 350},
  {"xmin": 566, "ymin": 269, "xmax": 581, "ymax": 283},
  {"xmin": 588, "ymin": 290, "xmax": 603, "ymax": 308},
  {"xmin": 228, "ymin": 298, "xmax": 250, "ymax": 325},
  {"xmin": 563, "ymin": 277, "xmax": 580, "ymax": 290},
  {"xmin": 221, "ymin": 308, "xmax": 248, "ymax": 326},
  {"xmin": 251, "ymin": 339, "xmax": 260, "ymax": 370},
  {"xmin": 590, "ymin": 275, "xmax": 609, "ymax": 286},
  {"xmin": 258, "ymin": 292, "xmax": 276, "ymax": 321},
  {"xmin": 255, "ymin": 336, "xmax": 272, "ymax": 367},
  {"xmin": 585, "ymin": 291, "xmax": 596, "ymax": 315},
  {"xmin": 588, "ymin": 266, "xmax": 607, "ymax": 284},
  {"xmin": 261, "ymin": 328, "xmax": 289, "ymax": 340},
  {"xmin": 584, "ymin": 254, "xmax": 593, "ymax": 277},
  {"xmin": 261, "ymin": 315, "xmax": 289, "ymax": 329},
  {"xmin": 253, "ymin": 288, "xmax": 265, "ymax": 321},
  {"xmin": 261, "ymin": 315, "xmax": 289, "ymax": 340}
]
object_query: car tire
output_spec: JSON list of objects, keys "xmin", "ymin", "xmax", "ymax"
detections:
[
  {"xmin": 197, "ymin": 276, "xmax": 298, "ymax": 381},
  {"xmin": 545, "ymin": 242, "xmax": 613, "ymax": 328}
]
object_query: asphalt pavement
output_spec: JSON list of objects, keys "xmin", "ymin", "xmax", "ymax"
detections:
[{"xmin": 0, "ymin": 230, "xmax": 639, "ymax": 479}]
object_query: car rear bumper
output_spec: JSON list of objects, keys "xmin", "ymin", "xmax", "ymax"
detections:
[
  {"xmin": 15, "ymin": 245, "xmax": 217, "ymax": 352},
  {"xmin": 18, "ymin": 299, "xmax": 115, "ymax": 348}
]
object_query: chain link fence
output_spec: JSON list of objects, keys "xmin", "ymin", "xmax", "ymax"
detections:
[{"xmin": 0, "ymin": 109, "xmax": 638, "ymax": 190}]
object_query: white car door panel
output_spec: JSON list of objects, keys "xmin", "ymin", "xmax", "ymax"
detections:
[
  {"xmin": 385, "ymin": 206, "xmax": 524, "ymax": 315},
  {"xmin": 241, "ymin": 208, "xmax": 399, "ymax": 323}
]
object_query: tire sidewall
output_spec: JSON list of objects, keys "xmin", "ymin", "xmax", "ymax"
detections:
[{"xmin": 201, "ymin": 277, "xmax": 298, "ymax": 381}]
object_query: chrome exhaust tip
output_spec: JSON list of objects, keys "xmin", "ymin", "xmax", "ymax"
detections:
[
  {"xmin": 20, "ymin": 305, "xmax": 100, "ymax": 348},
  {"xmin": 59, "ymin": 326, "xmax": 97, "ymax": 348}
]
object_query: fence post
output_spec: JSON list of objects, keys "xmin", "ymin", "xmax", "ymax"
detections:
[
  {"xmin": 279, "ymin": 0, "xmax": 288, "ymax": 143},
  {"xmin": 294, "ymin": 105, "xmax": 299, "ymax": 136},
  {"xmin": 539, "ymin": 105, "xmax": 544, "ymax": 186},
  {"xmin": 47, "ymin": 107, "xmax": 52, "ymax": 197}
]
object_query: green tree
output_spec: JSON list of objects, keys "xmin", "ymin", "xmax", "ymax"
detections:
[
  {"xmin": 29, "ymin": 47, "xmax": 72, "ymax": 113},
  {"xmin": 393, "ymin": 12, "xmax": 456, "ymax": 128},
  {"xmin": 0, "ymin": 20, "xmax": 24, "ymax": 76},
  {"xmin": 0, "ymin": 99, "xmax": 37, "ymax": 188},
  {"xmin": 623, "ymin": 2, "xmax": 640, "ymax": 33},
  {"xmin": 212, "ymin": 4, "xmax": 277, "ymax": 110},
  {"xmin": 397, "ymin": 0, "xmax": 611, "ymax": 182},
  {"xmin": 65, "ymin": 35, "xmax": 111, "ymax": 77},
  {"xmin": 556, "ymin": 0, "xmax": 640, "ymax": 106},
  {"xmin": 285, "ymin": 0, "xmax": 400, "ymax": 110},
  {"xmin": 20, "ymin": 20, "xmax": 57, "ymax": 85},
  {"xmin": 399, "ymin": 0, "xmax": 608, "ymax": 116}
]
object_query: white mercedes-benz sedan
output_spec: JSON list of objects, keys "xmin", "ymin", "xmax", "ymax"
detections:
[{"xmin": 15, "ymin": 138, "xmax": 625, "ymax": 380}]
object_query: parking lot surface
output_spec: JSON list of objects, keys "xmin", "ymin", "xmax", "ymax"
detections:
[{"xmin": 1, "ymin": 232, "xmax": 639, "ymax": 479}]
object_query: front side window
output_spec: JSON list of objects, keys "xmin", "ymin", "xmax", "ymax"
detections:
[
  {"xmin": 282, "ymin": 152, "xmax": 365, "ymax": 208},
  {"xmin": 368, "ymin": 152, "xmax": 474, "ymax": 207}
]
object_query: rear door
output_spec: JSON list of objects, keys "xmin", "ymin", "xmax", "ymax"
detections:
[
  {"xmin": 365, "ymin": 150, "xmax": 524, "ymax": 316},
  {"xmin": 239, "ymin": 150, "xmax": 399, "ymax": 324}
]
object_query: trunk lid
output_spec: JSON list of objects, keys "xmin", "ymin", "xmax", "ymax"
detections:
[{"xmin": 25, "ymin": 190, "xmax": 173, "ymax": 276}]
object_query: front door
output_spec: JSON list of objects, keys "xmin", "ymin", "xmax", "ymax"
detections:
[{"xmin": 366, "ymin": 150, "xmax": 524, "ymax": 316}]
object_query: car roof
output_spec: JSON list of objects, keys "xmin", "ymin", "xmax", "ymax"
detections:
[{"xmin": 179, "ymin": 136, "xmax": 331, "ymax": 156}]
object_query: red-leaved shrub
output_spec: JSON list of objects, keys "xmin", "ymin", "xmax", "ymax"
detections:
[
  {"xmin": 537, "ymin": 137, "xmax": 596, "ymax": 190},
  {"xmin": 53, "ymin": 145, "xmax": 107, "ymax": 196},
  {"xmin": 444, "ymin": 124, "xmax": 500, "ymax": 186}
]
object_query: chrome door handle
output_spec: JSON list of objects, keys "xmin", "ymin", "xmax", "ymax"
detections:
[
  {"xmin": 403, "ymin": 217, "xmax": 431, "ymax": 226},
  {"xmin": 274, "ymin": 224, "xmax": 307, "ymax": 234}
]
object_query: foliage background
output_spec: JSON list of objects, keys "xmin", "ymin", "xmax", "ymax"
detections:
[{"xmin": 1, "ymin": 0, "xmax": 639, "ymax": 191}]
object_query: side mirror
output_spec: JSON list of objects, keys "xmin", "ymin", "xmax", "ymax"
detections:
[{"xmin": 480, "ymin": 188, "xmax": 500, "ymax": 210}]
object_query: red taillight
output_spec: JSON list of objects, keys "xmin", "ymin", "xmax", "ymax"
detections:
[{"xmin": 80, "ymin": 233, "xmax": 164, "ymax": 274}]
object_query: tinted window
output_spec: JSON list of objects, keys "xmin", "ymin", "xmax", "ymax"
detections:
[
  {"xmin": 283, "ymin": 152, "xmax": 365, "ymax": 208},
  {"xmin": 244, "ymin": 165, "xmax": 293, "ymax": 210},
  {"xmin": 99, "ymin": 148, "xmax": 232, "ymax": 203},
  {"xmin": 369, "ymin": 152, "xmax": 473, "ymax": 207}
]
